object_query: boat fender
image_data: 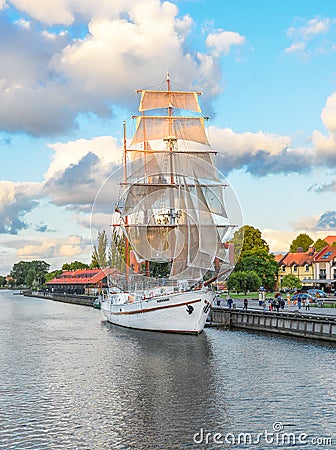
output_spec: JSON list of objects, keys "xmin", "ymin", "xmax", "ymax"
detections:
[{"xmin": 186, "ymin": 304, "xmax": 194, "ymax": 315}]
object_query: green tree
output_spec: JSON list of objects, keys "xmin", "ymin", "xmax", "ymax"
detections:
[
  {"xmin": 280, "ymin": 274, "xmax": 302, "ymax": 290},
  {"xmin": 91, "ymin": 230, "xmax": 108, "ymax": 268},
  {"xmin": 240, "ymin": 225, "xmax": 269, "ymax": 253},
  {"xmin": 0, "ymin": 275, "xmax": 6, "ymax": 287},
  {"xmin": 227, "ymin": 270, "xmax": 261, "ymax": 294},
  {"xmin": 25, "ymin": 268, "xmax": 37, "ymax": 288},
  {"xmin": 231, "ymin": 225, "xmax": 269, "ymax": 263},
  {"xmin": 7, "ymin": 278, "xmax": 16, "ymax": 287},
  {"xmin": 62, "ymin": 261, "xmax": 89, "ymax": 271},
  {"xmin": 313, "ymin": 239, "xmax": 327, "ymax": 252},
  {"xmin": 10, "ymin": 260, "xmax": 50, "ymax": 286},
  {"xmin": 30, "ymin": 260, "xmax": 50, "ymax": 284},
  {"xmin": 108, "ymin": 228, "xmax": 126, "ymax": 271},
  {"xmin": 10, "ymin": 261, "xmax": 30, "ymax": 285},
  {"xmin": 289, "ymin": 233, "xmax": 313, "ymax": 252},
  {"xmin": 44, "ymin": 270, "xmax": 62, "ymax": 283},
  {"xmin": 235, "ymin": 249, "xmax": 278, "ymax": 290}
]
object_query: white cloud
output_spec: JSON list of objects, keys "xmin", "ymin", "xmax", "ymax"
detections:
[
  {"xmin": 300, "ymin": 17, "xmax": 331, "ymax": 40},
  {"xmin": 262, "ymin": 227, "xmax": 332, "ymax": 253},
  {"xmin": 284, "ymin": 42, "xmax": 306, "ymax": 54},
  {"xmin": 51, "ymin": 5, "xmax": 218, "ymax": 105},
  {"xmin": 0, "ymin": 181, "xmax": 42, "ymax": 234},
  {"xmin": 206, "ymin": 30, "xmax": 245, "ymax": 56},
  {"xmin": 0, "ymin": 1, "xmax": 222, "ymax": 135},
  {"xmin": 209, "ymin": 126, "xmax": 291, "ymax": 157},
  {"xmin": 291, "ymin": 215, "xmax": 321, "ymax": 232},
  {"xmin": 10, "ymin": 0, "xmax": 74, "ymax": 26},
  {"xmin": 262, "ymin": 229, "xmax": 294, "ymax": 253},
  {"xmin": 45, "ymin": 136, "xmax": 121, "ymax": 180},
  {"xmin": 287, "ymin": 17, "xmax": 331, "ymax": 40},
  {"xmin": 17, "ymin": 234, "xmax": 89, "ymax": 259},
  {"xmin": 285, "ymin": 16, "xmax": 336, "ymax": 58},
  {"xmin": 8, "ymin": 0, "xmax": 137, "ymax": 26},
  {"xmin": 320, "ymin": 92, "xmax": 336, "ymax": 132},
  {"xmin": 14, "ymin": 18, "xmax": 30, "ymax": 29},
  {"xmin": 311, "ymin": 92, "xmax": 336, "ymax": 163},
  {"xmin": 44, "ymin": 136, "xmax": 122, "ymax": 210}
]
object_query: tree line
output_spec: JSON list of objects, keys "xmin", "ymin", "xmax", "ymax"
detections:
[
  {"xmin": 3, "ymin": 228, "xmax": 332, "ymax": 290},
  {"xmin": 227, "ymin": 229, "xmax": 333, "ymax": 294}
]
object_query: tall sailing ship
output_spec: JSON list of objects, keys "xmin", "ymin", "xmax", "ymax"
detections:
[{"xmin": 101, "ymin": 74, "xmax": 236, "ymax": 334}]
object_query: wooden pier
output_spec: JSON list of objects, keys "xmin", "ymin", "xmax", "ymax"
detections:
[{"xmin": 209, "ymin": 307, "xmax": 336, "ymax": 342}]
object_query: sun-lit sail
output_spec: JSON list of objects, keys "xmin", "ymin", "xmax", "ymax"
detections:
[
  {"xmin": 131, "ymin": 116, "xmax": 210, "ymax": 146},
  {"xmin": 138, "ymin": 90, "xmax": 202, "ymax": 112},
  {"xmin": 114, "ymin": 78, "xmax": 233, "ymax": 282}
]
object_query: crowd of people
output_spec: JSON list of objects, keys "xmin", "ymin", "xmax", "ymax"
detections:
[{"xmin": 215, "ymin": 291, "xmax": 313, "ymax": 312}]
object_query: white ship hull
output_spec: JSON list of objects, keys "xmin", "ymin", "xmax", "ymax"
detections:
[{"xmin": 101, "ymin": 289, "xmax": 214, "ymax": 334}]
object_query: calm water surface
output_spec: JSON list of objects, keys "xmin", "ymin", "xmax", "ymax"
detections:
[{"xmin": 0, "ymin": 290, "xmax": 335, "ymax": 449}]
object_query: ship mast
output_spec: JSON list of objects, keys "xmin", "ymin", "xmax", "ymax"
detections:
[
  {"xmin": 123, "ymin": 120, "xmax": 130, "ymax": 282},
  {"xmin": 166, "ymin": 72, "xmax": 177, "ymax": 226}
]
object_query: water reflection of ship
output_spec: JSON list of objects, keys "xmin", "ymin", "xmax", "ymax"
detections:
[{"xmin": 103, "ymin": 324, "xmax": 223, "ymax": 448}]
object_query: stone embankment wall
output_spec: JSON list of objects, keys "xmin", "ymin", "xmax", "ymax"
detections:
[
  {"xmin": 210, "ymin": 308, "xmax": 336, "ymax": 342},
  {"xmin": 23, "ymin": 291, "xmax": 95, "ymax": 307}
]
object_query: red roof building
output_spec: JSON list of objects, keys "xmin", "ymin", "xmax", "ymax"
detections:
[
  {"xmin": 312, "ymin": 245, "xmax": 336, "ymax": 283},
  {"xmin": 276, "ymin": 247, "xmax": 317, "ymax": 288},
  {"xmin": 323, "ymin": 235, "xmax": 336, "ymax": 245},
  {"xmin": 276, "ymin": 236, "xmax": 336, "ymax": 290},
  {"xmin": 46, "ymin": 267, "xmax": 122, "ymax": 295}
]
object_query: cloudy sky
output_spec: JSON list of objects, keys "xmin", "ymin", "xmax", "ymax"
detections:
[{"xmin": 1, "ymin": 0, "xmax": 336, "ymax": 274}]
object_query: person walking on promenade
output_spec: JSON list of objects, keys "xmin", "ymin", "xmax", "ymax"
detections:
[
  {"xmin": 243, "ymin": 298, "xmax": 248, "ymax": 311},
  {"xmin": 227, "ymin": 296, "xmax": 233, "ymax": 309},
  {"xmin": 271, "ymin": 298, "xmax": 277, "ymax": 311},
  {"xmin": 297, "ymin": 297, "xmax": 302, "ymax": 310},
  {"xmin": 305, "ymin": 298, "xmax": 310, "ymax": 310}
]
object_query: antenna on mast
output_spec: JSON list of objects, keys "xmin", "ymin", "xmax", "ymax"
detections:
[{"xmin": 166, "ymin": 71, "xmax": 170, "ymax": 91}]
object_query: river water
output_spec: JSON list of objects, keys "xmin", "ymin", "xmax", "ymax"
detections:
[{"xmin": 0, "ymin": 290, "xmax": 335, "ymax": 449}]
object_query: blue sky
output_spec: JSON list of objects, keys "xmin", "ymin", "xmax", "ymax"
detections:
[{"xmin": 1, "ymin": 0, "xmax": 336, "ymax": 274}]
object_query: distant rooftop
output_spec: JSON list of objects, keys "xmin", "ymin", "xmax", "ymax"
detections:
[
  {"xmin": 46, "ymin": 267, "xmax": 121, "ymax": 285},
  {"xmin": 323, "ymin": 235, "xmax": 336, "ymax": 245}
]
